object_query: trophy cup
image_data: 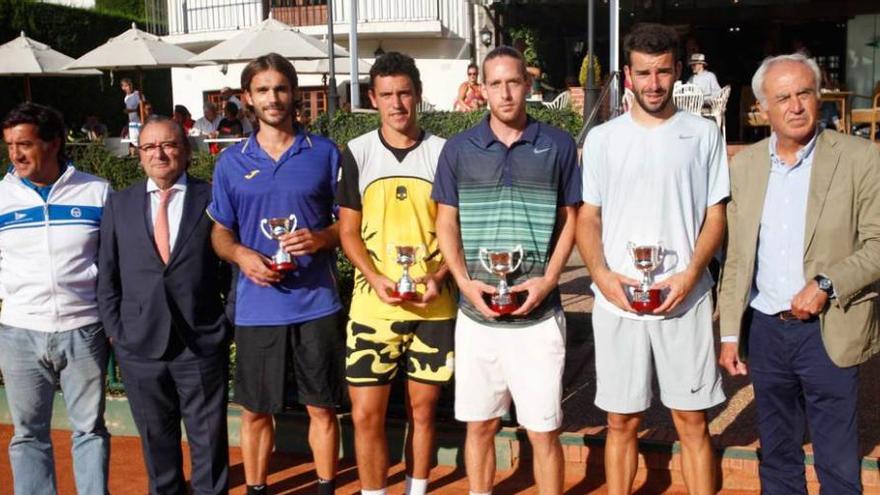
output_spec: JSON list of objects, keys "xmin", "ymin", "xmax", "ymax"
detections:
[
  {"xmin": 259, "ymin": 214, "xmax": 298, "ymax": 272},
  {"xmin": 478, "ymin": 245, "xmax": 524, "ymax": 315},
  {"xmin": 627, "ymin": 242, "xmax": 663, "ymax": 313},
  {"xmin": 390, "ymin": 245, "xmax": 421, "ymax": 301}
]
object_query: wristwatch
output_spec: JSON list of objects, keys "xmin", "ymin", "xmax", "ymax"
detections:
[{"xmin": 814, "ymin": 275, "xmax": 835, "ymax": 299}]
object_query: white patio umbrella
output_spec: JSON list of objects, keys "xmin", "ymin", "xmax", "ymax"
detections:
[
  {"xmin": 189, "ymin": 18, "xmax": 351, "ymax": 64},
  {"xmin": 66, "ymin": 23, "xmax": 201, "ymax": 121},
  {"xmin": 294, "ymin": 57, "xmax": 372, "ymax": 75},
  {"xmin": 0, "ymin": 31, "xmax": 101, "ymax": 101}
]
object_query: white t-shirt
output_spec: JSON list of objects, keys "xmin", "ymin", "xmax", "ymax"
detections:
[
  {"xmin": 582, "ymin": 111, "xmax": 729, "ymax": 320},
  {"xmin": 124, "ymin": 91, "xmax": 141, "ymax": 123},
  {"xmin": 687, "ymin": 71, "xmax": 721, "ymax": 98},
  {"xmin": 193, "ymin": 115, "xmax": 221, "ymax": 136}
]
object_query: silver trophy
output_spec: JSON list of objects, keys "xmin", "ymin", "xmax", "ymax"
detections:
[
  {"xmin": 259, "ymin": 214, "xmax": 298, "ymax": 272},
  {"xmin": 478, "ymin": 245, "xmax": 524, "ymax": 314},
  {"xmin": 389, "ymin": 245, "xmax": 421, "ymax": 300},
  {"xmin": 627, "ymin": 242, "xmax": 663, "ymax": 312}
]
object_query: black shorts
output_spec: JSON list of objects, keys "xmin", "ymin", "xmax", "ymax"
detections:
[{"xmin": 234, "ymin": 311, "xmax": 344, "ymax": 413}]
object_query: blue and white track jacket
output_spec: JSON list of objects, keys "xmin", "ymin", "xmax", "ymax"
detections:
[{"xmin": 0, "ymin": 165, "xmax": 111, "ymax": 332}]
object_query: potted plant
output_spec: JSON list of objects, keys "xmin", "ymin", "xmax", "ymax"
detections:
[{"xmin": 509, "ymin": 26, "xmax": 542, "ymax": 96}]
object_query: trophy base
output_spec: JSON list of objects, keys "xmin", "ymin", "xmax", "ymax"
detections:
[
  {"xmin": 490, "ymin": 301, "xmax": 520, "ymax": 315},
  {"xmin": 632, "ymin": 289, "xmax": 661, "ymax": 313},
  {"xmin": 269, "ymin": 261, "xmax": 297, "ymax": 273},
  {"xmin": 392, "ymin": 290, "xmax": 420, "ymax": 301}
]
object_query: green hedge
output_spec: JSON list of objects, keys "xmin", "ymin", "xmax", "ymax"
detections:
[
  {"xmin": 95, "ymin": 0, "xmax": 145, "ymax": 19},
  {"xmin": 312, "ymin": 107, "xmax": 584, "ymax": 145},
  {"xmin": 0, "ymin": 0, "xmax": 171, "ymax": 136}
]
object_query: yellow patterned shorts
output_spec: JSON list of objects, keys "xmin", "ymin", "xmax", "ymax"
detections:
[{"xmin": 345, "ymin": 317, "xmax": 455, "ymax": 385}]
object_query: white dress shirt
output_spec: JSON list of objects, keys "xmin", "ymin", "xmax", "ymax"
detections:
[{"xmin": 146, "ymin": 174, "xmax": 187, "ymax": 254}]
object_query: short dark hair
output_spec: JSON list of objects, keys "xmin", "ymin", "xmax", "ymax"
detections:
[
  {"xmin": 241, "ymin": 52, "xmax": 298, "ymax": 92},
  {"xmin": 623, "ymin": 23, "xmax": 679, "ymax": 65},
  {"xmin": 224, "ymin": 101, "xmax": 239, "ymax": 116},
  {"xmin": 2, "ymin": 102, "xmax": 67, "ymax": 165},
  {"xmin": 481, "ymin": 46, "xmax": 528, "ymax": 82},
  {"xmin": 139, "ymin": 115, "xmax": 191, "ymax": 155},
  {"xmin": 369, "ymin": 52, "xmax": 422, "ymax": 96},
  {"xmin": 467, "ymin": 63, "xmax": 478, "ymax": 72},
  {"xmin": 173, "ymin": 104, "xmax": 190, "ymax": 117}
]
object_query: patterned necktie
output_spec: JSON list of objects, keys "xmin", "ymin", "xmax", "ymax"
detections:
[{"xmin": 154, "ymin": 188, "xmax": 175, "ymax": 264}]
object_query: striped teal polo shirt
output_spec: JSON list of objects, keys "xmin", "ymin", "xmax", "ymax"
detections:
[{"xmin": 432, "ymin": 116, "xmax": 581, "ymax": 326}]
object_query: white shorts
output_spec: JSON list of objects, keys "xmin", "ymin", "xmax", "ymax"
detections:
[
  {"xmin": 592, "ymin": 293, "xmax": 725, "ymax": 414},
  {"xmin": 454, "ymin": 310, "xmax": 566, "ymax": 432}
]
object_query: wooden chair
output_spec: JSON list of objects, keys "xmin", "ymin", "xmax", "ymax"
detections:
[
  {"xmin": 851, "ymin": 92, "xmax": 880, "ymax": 142},
  {"xmin": 673, "ymin": 82, "xmax": 703, "ymax": 115}
]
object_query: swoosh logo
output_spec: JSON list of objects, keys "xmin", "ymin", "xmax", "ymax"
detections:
[
  {"xmin": 14, "ymin": 212, "xmax": 26, "ymax": 220},
  {"xmin": 533, "ymin": 147, "xmax": 552, "ymax": 154},
  {"xmin": 679, "ymin": 135, "xmax": 694, "ymax": 139},
  {"xmin": 244, "ymin": 170, "xmax": 260, "ymax": 180},
  {"xmin": 690, "ymin": 384, "xmax": 705, "ymax": 394}
]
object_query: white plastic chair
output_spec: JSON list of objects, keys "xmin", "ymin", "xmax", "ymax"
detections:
[
  {"xmin": 417, "ymin": 99, "xmax": 436, "ymax": 112},
  {"xmin": 673, "ymin": 82, "xmax": 704, "ymax": 115},
  {"xmin": 622, "ymin": 87, "xmax": 634, "ymax": 113},
  {"xmin": 542, "ymin": 90, "xmax": 571, "ymax": 110},
  {"xmin": 707, "ymin": 85, "xmax": 731, "ymax": 138}
]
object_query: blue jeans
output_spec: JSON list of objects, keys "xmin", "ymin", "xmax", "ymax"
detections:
[{"xmin": 0, "ymin": 323, "xmax": 110, "ymax": 494}]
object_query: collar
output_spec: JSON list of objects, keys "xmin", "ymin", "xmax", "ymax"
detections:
[
  {"xmin": 474, "ymin": 114, "xmax": 540, "ymax": 148},
  {"xmin": 769, "ymin": 128, "xmax": 819, "ymax": 168},
  {"xmin": 241, "ymin": 126, "xmax": 313, "ymax": 161},
  {"xmin": 146, "ymin": 173, "xmax": 188, "ymax": 193}
]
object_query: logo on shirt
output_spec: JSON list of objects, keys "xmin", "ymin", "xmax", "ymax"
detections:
[
  {"xmin": 395, "ymin": 186, "xmax": 408, "ymax": 201},
  {"xmin": 678, "ymin": 134, "xmax": 695, "ymax": 139},
  {"xmin": 533, "ymin": 146, "xmax": 552, "ymax": 154},
  {"xmin": 244, "ymin": 169, "xmax": 260, "ymax": 180},
  {"xmin": 70, "ymin": 207, "xmax": 82, "ymax": 218},
  {"xmin": 13, "ymin": 212, "xmax": 26, "ymax": 221}
]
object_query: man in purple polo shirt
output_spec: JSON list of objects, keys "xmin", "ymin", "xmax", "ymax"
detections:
[{"xmin": 208, "ymin": 53, "xmax": 343, "ymax": 495}]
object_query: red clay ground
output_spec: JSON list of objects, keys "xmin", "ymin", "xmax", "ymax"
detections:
[{"xmin": 0, "ymin": 425, "xmax": 761, "ymax": 494}]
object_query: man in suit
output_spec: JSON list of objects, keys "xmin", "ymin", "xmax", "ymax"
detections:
[
  {"xmin": 98, "ymin": 116, "xmax": 231, "ymax": 494},
  {"xmin": 719, "ymin": 53, "xmax": 880, "ymax": 494}
]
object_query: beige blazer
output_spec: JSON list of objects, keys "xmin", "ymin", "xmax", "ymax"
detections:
[{"xmin": 719, "ymin": 130, "xmax": 880, "ymax": 367}]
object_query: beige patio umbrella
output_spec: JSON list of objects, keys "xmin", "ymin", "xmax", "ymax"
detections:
[
  {"xmin": 189, "ymin": 18, "xmax": 351, "ymax": 64},
  {"xmin": 0, "ymin": 32, "xmax": 101, "ymax": 102},
  {"xmin": 66, "ymin": 23, "xmax": 201, "ymax": 121}
]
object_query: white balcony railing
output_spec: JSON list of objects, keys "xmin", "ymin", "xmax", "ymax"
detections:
[{"xmin": 152, "ymin": 0, "xmax": 468, "ymax": 39}]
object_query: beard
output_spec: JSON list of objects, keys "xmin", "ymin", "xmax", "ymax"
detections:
[
  {"xmin": 632, "ymin": 87, "xmax": 674, "ymax": 115},
  {"xmin": 252, "ymin": 102, "xmax": 293, "ymax": 126}
]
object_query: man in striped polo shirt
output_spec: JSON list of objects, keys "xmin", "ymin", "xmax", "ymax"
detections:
[{"xmin": 433, "ymin": 46, "xmax": 581, "ymax": 495}]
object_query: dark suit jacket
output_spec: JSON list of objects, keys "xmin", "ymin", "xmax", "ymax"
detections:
[{"xmin": 97, "ymin": 175, "xmax": 230, "ymax": 359}]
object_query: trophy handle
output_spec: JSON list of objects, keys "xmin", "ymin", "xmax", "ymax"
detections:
[
  {"xmin": 478, "ymin": 248, "xmax": 493, "ymax": 274},
  {"xmin": 510, "ymin": 245, "xmax": 524, "ymax": 273},
  {"xmin": 259, "ymin": 218, "xmax": 273, "ymax": 240},
  {"xmin": 289, "ymin": 214, "xmax": 298, "ymax": 232}
]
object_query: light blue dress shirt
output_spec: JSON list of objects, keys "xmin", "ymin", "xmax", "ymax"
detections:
[{"xmin": 749, "ymin": 131, "xmax": 819, "ymax": 315}]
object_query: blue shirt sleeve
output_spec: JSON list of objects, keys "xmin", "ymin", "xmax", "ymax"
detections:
[
  {"xmin": 206, "ymin": 157, "xmax": 237, "ymax": 230},
  {"xmin": 431, "ymin": 140, "xmax": 459, "ymax": 207},
  {"xmin": 557, "ymin": 134, "xmax": 582, "ymax": 206}
]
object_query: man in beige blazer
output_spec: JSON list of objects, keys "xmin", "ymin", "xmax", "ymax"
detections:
[{"xmin": 719, "ymin": 53, "xmax": 880, "ymax": 494}]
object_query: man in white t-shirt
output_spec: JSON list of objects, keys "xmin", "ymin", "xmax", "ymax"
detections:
[
  {"xmin": 687, "ymin": 53, "xmax": 721, "ymax": 99},
  {"xmin": 193, "ymin": 102, "xmax": 221, "ymax": 137},
  {"xmin": 576, "ymin": 23, "xmax": 728, "ymax": 494},
  {"xmin": 121, "ymin": 78, "xmax": 141, "ymax": 124}
]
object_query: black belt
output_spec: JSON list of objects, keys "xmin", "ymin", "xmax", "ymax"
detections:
[{"xmin": 769, "ymin": 310, "xmax": 817, "ymax": 322}]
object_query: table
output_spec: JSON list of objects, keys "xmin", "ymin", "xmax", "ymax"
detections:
[{"xmin": 819, "ymin": 90, "xmax": 852, "ymax": 134}]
